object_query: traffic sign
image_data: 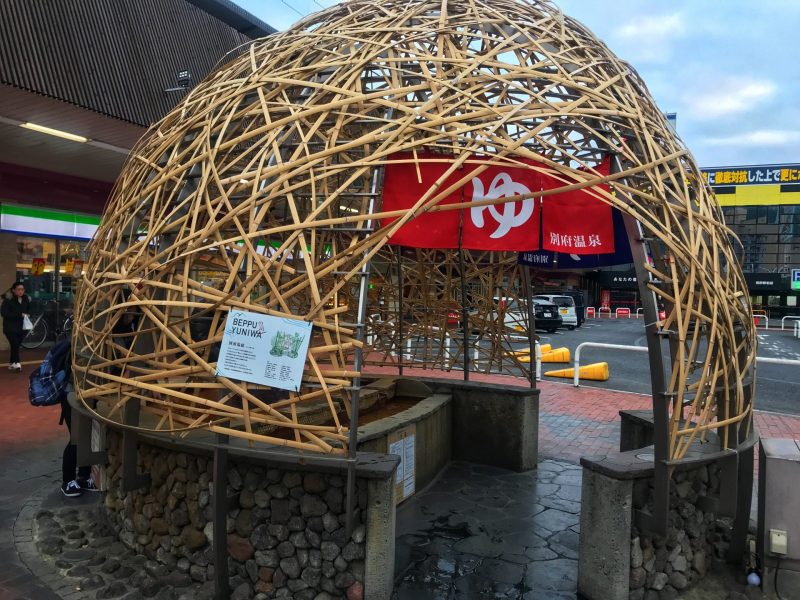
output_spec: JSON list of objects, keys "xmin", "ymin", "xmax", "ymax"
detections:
[{"xmin": 792, "ymin": 269, "xmax": 800, "ymax": 291}]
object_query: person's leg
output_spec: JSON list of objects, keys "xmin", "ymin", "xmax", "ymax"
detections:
[
  {"xmin": 62, "ymin": 398, "xmax": 96, "ymax": 490},
  {"xmin": 60, "ymin": 400, "xmax": 83, "ymax": 496},
  {"xmin": 6, "ymin": 333, "xmax": 20, "ymax": 365}
]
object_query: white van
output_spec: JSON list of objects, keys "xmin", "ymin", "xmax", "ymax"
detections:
[{"xmin": 534, "ymin": 294, "xmax": 578, "ymax": 329}]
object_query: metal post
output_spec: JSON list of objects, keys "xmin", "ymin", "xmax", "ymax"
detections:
[
  {"xmin": 121, "ymin": 398, "xmax": 150, "ymax": 492},
  {"xmin": 396, "ymin": 247, "xmax": 404, "ymax": 376},
  {"xmin": 623, "ymin": 210, "xmax": 670, "ymax": 535},
  {"xmin": 614, "ymin": 154, "xmax": 672, "ymax": 535},
  {"xmin": 523, "ymin": 268, "xmax": 536, "ymax": 389},
  {"xmin": 344, "ymin": 152, "xmax": 384, "ymax": 536},
  {"xmin": 458, "ymin": 208, "xmax": 469, "ymax": 380},
  {"xmin": 459, "ymin": 250, "xmax": 469, "ymax": 381},
  {"xmin": 213, "ymin": 433, "xmax": 230, "ymax": 600}
]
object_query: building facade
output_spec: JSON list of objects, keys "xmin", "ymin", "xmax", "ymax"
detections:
[
  {"xmin": 0, "ymin": 0, "xmax": 274, "ymax": 348},
  {"xmin": 703, "ymin": 163, "xmax": 800, "ymax": 317}
]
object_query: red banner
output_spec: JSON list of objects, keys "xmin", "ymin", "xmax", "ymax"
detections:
[
  {"xmin": 381, "ymin": 153, "xmax": 541, "ymax": 251},
  {"xmin": 541, "ymin": 157, "xmax": 614, "ymax": 254}
]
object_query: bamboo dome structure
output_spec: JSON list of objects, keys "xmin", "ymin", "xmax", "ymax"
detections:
[{"xmin": 74, "ymin": 0, "xmax": 756, "ymax": 460}]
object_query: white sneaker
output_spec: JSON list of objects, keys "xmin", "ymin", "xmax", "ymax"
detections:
[
  {"xmin": 7, "ymin": 363, "xmax": 14, "ymax": 370},
  {"xmin": 13, "ymin": 362, "xmax": 21, "ymax": 371}
]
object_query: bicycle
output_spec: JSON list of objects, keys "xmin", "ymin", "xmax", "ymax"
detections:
[{"xmin": 21, "ymin": 305, "xmax": 74, "ymax": 349}]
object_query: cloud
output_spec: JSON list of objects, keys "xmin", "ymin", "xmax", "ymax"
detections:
[
  {"xmin": 684, "ymin": 79, "xmax": 777, "ymax": 119},
  {"xmin": 615, "ymin": 13, "xmax": 685, "ymax": 40},
  {"xmin": 702, "ymin": 130, "xmax": 800, "ymax": 147},
  {"xmin": 611, "ymin": 13, "xmax": 687, "ymax": 63}
]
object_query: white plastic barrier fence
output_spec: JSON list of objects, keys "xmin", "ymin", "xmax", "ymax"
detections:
[
  {"xmin": 753, "ymin": 314, "xmax": 769, "ymax": 330},
  {"xmin": 573, "ymin": 342, "xmax": 647, "ymax": 387},
  {"xmin": 598, "ymin": 306, "xmax": 612, "ymax": 318},
  {"xmin": 585, "ymin": 307, "xmax": 596, "ymax": 319},
  {"xmin": 795, "ymin": 321, "xmax": 800, "ymax": 339},
  {"xmin": 781, "ymin": 316, "xmax": 800, "ymax": 330},
  {"xmin": 636, "ymin": 308, "xmax": 644, "ymax": 318},
  {"xmin": 535, "ymin": 341, "xmax": 543, "ymax": 382},
  {"xmin": 616, "ymin": 308, "xmax": 631, "ymax": 318}
]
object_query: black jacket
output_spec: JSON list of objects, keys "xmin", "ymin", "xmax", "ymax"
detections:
[{"xmin": 1, "ymin": 294, "xmax": 31, "ymax": 335}]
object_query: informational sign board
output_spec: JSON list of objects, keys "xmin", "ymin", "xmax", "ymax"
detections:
[
  {"xmin": 216, "ymin": 310, "xmax": 312, "ymax": 392},
  {"xmin": 387, "ymin": 424, "xmax": 416, "ymax": 504},
  {"xmin": 31, "ymin": 258, "xmax": 46, "ymax": 275},
  {"xmin": 792, "ymin": 269, "xmax": 800, "ymax": 291},
  {"xmin": 703, "ymin": 164, "xmax": 800, "ymax": 186},
  {"xmin": 600, "ymin": 289, "xmax": 611, "ymax": 310}
]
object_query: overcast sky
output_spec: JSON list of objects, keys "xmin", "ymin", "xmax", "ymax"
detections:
[{"xmin": 238, "ymin": 0, "xmax": 799, "ymax": 168}]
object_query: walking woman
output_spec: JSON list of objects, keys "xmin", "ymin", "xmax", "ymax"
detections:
[{"xmin": 1, "ymin": 281, "xmax": 31, "ymax": 371}]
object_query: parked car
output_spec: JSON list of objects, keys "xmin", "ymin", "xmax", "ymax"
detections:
[
  {"xmin": 492, "ymin": 296, "xmax": 562, "ymax": 333},
  {"xmin": 535, "ymin": 294, "xmax": 579, "ymax": 330},
  {"xmin": 533, "ymin": 298, "xmax": 563, "ymax": 333}
]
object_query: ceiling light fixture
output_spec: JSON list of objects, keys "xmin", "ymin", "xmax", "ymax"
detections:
[{"xmin": 20, "ymin": 122, "xmax": 89, "ymax": 143}]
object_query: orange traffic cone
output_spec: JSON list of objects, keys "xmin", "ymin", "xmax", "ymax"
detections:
[
  {"xmin": 507, "ymin": 344, "xmax": 551, "ymax": 357},
  {"xmin": 544, "ymin": 362, "xmax": 609, "ymax": 381},
  {"xmin": 540, "ymin": 347, "xmax": 570, "ymax": 363}
]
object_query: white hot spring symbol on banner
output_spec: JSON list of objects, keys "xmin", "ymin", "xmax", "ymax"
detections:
[{"xmin": 470, "ymin": 173, "xmax": 534, "ymax": 238}]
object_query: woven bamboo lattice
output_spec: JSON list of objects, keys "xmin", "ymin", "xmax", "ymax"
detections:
[{"xmin": 74, "ymin": 0, "xmax": 756, "ymax": 458}]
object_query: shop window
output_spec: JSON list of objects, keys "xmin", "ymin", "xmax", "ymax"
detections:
[
  {"xmin": 768, "ymin": 295, "xmax": 781, "ymax": 307},
  {"xmin": 788, "ymin": 296, "xmax": 798, "ymax": 308},
  {"xmin": 16, "ymin": 236, "xmax": 56, "ymax": 300}
]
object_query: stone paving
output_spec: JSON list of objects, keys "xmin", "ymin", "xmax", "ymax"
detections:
[
  {"xmin": 392, "ymin": 460, "xmax": 581, "ymax": 599},
  {"xmin": 2, "ymin": 358, "xmax": 798, "ymax": 598}
]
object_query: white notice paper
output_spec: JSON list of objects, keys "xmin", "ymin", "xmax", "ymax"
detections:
[
  {"xmin": 216, "ymin": 310, "xmax": 312, "ymax": 391},
  {"xmin": 389, "ymin": 439, "xmax": 404, "ymax": 484},
  {"xmin": 402, "ymin": 434, "xmax": 416, "ymax": 497}
]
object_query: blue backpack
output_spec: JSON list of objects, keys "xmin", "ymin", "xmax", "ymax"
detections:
[{"xmin": 28, "ymin": 340, "xmax": 71, "ymax": 407}]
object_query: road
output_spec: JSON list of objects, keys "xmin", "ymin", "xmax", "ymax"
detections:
[{"xmin": 534, "ymin": 317, "xmax": 800, "ymax": 416}]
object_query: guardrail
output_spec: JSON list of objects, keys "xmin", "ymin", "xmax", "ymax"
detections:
[
  {"xmin": 616, "ymin": 308, "xmax": 631, "ymax": 319},
  {"xmin": 636, "ymin": 308, "xmax": 644, "ymax": 318},
  {"xmin": 795, "ymin": 321, "xmax": 800, "ymax": 339},
  {"xmin": 781, "ymin": 316, "xmax": 800, "ymax": 330},
  {"xmin": 585, "ymin": 307, "xmax": 596, "ymax": 319},
  {"xmin": 573, "ymin": 342, "xmax": 648, "ymax": 387},
  {"xmin": 753, "ymin": 314, "xmax": 769, "ymax": 330},
  {"xmin": 535, "ymin": 341, "xmax": 543, "ymax": 381},
  {"xmin": 598, "ymin": 306, "xmax": 612, "ymax": 318},
  {"xmin": 756, "ymin": 356, "xmax": 800, "ymax": 366}
]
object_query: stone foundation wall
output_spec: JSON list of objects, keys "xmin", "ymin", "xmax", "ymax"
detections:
[
  {"xmin": 104, "ymin": 430, "xmax": 366, "ymax": 599},
  {"xmin": 628, "ymin": 462, "xmax": 730, "ymax": 600}
]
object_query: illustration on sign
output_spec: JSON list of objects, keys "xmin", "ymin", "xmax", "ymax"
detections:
[
  {"xmin": 470, "ymin": 172, "xmax": 534, "ymax": 239},
  {"xmin": 216, "ymin": 310, "xmax": 312, "ymax": 392}
]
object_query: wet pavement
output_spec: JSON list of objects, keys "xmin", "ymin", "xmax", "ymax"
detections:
[{"xmin": 392, "ymin": 460, "xmax": 582, "ymax": 599}]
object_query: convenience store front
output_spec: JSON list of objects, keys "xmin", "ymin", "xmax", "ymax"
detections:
[{"xmin": 0, "ymin": 204, "xmax": 99, "ymax": 348}]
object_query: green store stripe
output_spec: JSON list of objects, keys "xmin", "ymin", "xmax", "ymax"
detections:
[{"xmin": 1, "ymin": 204, "xmax": 100, "ymax": 225}]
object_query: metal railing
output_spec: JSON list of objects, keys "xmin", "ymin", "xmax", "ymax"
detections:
[
  {"xmin": 780, "ymin": 315, "xmax": 800, "ymax": 330},
  {"xmin": 570, "ymin": 342, "xmax": 800, "ymax": 388},
  {"xmin": 756, "ymin": 356, "xmax": 800, "ymax": 366},
  {"xmin": 573, "ymin": 342, "xmax": 648, "ymax": 387},
  {"xmin": 753, "ymin": 314, "xmax": 769, "ymax": 330}
]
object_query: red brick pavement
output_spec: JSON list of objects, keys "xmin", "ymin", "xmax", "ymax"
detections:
[{"xmin": 0, "ymin": 349, "xmax": 63, "ymax": 455}]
